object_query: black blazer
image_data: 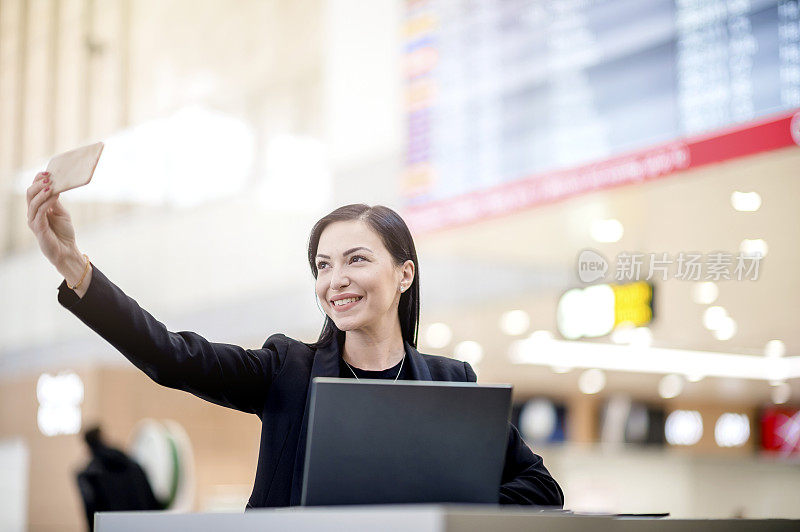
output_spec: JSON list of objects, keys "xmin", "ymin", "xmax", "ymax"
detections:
[{"xmin": 57, "ymin": 264, "xmax": 564, "ymax": 508}]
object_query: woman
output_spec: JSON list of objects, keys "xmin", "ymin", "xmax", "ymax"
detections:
[{"xmin": 27, "ymin": 171, "xmax": 564, "ymax": 508}]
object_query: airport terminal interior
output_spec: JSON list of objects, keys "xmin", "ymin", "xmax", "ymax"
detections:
[{"xmin": 1, "ymin": 0, "xmax": 799, "ymax": 530}]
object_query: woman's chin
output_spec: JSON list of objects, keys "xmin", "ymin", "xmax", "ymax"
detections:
[{"xmin": 331, "ymin": 318, "xmax": 361, "ymax": 332}]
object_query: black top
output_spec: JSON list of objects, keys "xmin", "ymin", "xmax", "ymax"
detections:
[
  {"xmin": 339, "ymin": 356, "xmax": 408, "ymax": 380},
  {"xmin": 334, "ymin": 329, "xmax": 410, "ymax": 380},
  {"xmin": 338, "ymin": 351, "xmax": 409, "ymax": 380},
  {"xmin": 56, "ymin": 264, "xmax": 564, "ymax": 508}
]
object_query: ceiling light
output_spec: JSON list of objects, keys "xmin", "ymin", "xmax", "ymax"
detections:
[
  {"xmin": 37, "ymin": 372, "xmax": 84, "ymax": 437},
  {"xmin": 557, "ymin": 285, "xmax": 615, "ymax": 340},
  {"xmin": 739, "ymin": 238, "xmax": 768, "ymax": 258},
  {"xmin": 454, "ymin": 340, "xmax": 483, "ymax": 366},
  {"xmin": 590, "ymin": 219, "xmax": 624, "ymax": 243},
  {"xmin": 658, "ymin": 374, "xmax": 684, "ymax": 399},
  {"xmin": 764, "ymin": 340, "xmax": 786, "ymax": 358},
  {"xmin": 578, "ymin": 368, "xmax": 606, "ymax": 394},
  {"xmin": 610, "ymin": 323, "xmax": 652, "ymax": 348},
  {"xmin": 610, "ymin": 322, "xmax": 635, "ymax": 344},
  {"xmin": 692, "ymin": 282, "xmax": 718, "ymax": 305},
  {"xmin": 730, "ymin": 191, "xmax": 761, "ymax": 212},
  {"xmin": 630, "ymin": 327, "xmax": 654, "ymax": 348},
  {"xmin": 712, "ymin": 316, "xmax": 737, "ymax": 341},
  {"xmin": 714, "ymin": 413, "xmax": 750, "ymax": 447},
  {"xmin": 703, "ymin": 306, "xmax": 728, "ymax": 331},
  {"xmin": 529, "ymin": 330, "xmax": 555, "ymax": 342},
  {"xmin": 703, "ymin": 305, "xmax": 728, "ymax": 331},
  {"xmin": 508, "ymin": 338, "xmax": 800, "ymax": 381},
  {"xmin": 519, "ymin": 399, "xmax": 558, "ymax": 442},
  {"xmin": 665, "ymin": 410, "xmax": 703, "ymax": 446},
  {"xmin": 500, "ymin": 310, "xmax": 531, "ymax": 336},
  {"xmin": 509, "ymin": 330, "xmax": 555, "ymax": 364},
  {"xmin": 424, "ymin": 322, "xmax": 452, "ymax": 349}
]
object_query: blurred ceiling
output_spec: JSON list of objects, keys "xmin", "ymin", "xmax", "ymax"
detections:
[{"xmin": 414, "ymin": 146, "xmax": 800, "ymax": 404}]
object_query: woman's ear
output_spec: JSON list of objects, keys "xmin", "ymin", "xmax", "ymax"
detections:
[
  {"xmin": 401, "ymin": 259, "xmax": 415, "ymax": 288},
  {"xmin": 398, "ymin": 259, "xmax": 414, "ymax": 293}
]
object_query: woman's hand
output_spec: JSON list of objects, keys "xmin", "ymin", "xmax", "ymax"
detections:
[{"xmin": 26, "ymin": 171, "xmax": 80, "ymax": 270}]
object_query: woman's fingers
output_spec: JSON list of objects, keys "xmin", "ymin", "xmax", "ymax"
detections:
[
  {"xmin": 27, "ymin": 185, "xmax": 46, "ymax": 226},
  {"xmin": 26, "ymin": 173, "xmax": 50, "ymax": 219},
  {"xmin": 27, "ymin": 184, "xmax": 54, "ymax": 227},
  {"xmin": 26, "ymin": 172, "xmax": 49, "ymax": 203},
  {"xmin": 32, "ymin": 194, "xmax": 59, "ymax": 232}
]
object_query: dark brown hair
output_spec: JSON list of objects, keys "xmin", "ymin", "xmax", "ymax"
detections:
[{"xmin": 305, "ymin": 204, "xmax": 420, "ymax": 350}]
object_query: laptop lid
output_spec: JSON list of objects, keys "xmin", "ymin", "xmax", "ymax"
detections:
[{"xmin": 301, "ymin": 378, "xmax": 512, "ymax": 506}]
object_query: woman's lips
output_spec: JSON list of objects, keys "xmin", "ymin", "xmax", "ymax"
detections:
[{"xmin": 331, "ymin": 296, "xmax": 363, "ymax": 312}]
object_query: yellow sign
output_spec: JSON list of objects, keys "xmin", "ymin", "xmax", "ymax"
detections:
[{"xmin": 612, "ymin": 281, "xmax": 654, "ymax": 327}]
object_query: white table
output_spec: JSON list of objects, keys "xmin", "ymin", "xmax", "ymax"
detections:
[{"xmin": 95, "ymin": 504, "xmax": 799, "ymax": 531}]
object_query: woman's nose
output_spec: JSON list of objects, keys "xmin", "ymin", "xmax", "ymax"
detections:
[{"xmin": 330, "ymin": 268, "xmax": 349, "ymax": 288}]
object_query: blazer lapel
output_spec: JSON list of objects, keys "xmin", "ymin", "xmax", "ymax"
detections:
[
  {"xmin": 290, "ymin": 337, "xmax": 341, "ymax": 505},
  {"xmin": 405, "ymin": 340, "xmax": 432, "ymax": 380}
]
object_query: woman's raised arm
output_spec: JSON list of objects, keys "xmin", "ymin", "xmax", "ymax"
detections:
[{"xmin": 27, "ymin": 171, "xmax": 284, "ymax": 415}]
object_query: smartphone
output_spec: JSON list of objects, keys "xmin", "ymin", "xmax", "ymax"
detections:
[{"xmin": 45, "ymin": 141, "xmax": 104, "ymax": 194}]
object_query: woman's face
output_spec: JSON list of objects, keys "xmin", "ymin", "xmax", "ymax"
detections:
[{"xmin": 315, "ymin": 220, "xmax": 414, "ymax": 335}]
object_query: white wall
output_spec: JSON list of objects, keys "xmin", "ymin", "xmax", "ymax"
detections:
[{"xmin": 0, "ymin": 438, "xmax": 29, "ymax": 532}]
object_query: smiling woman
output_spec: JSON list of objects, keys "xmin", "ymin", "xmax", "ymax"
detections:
[
  {"xmin": 27, "ymin": 179, "xmax": 563, "ymax": 509},
  {"xmin": 306, "ymin": 205, "xmax": 418, "ymax": 371}
]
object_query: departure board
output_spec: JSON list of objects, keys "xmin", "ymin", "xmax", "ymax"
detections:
[{"xmin": 402, "ymin": 0, "xmax": 800, "ymax": 227}]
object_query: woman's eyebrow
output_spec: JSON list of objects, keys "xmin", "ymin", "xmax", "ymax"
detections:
[{"xmin": 316, "ymin": 246, "xmax": 374, "ymax": 259}]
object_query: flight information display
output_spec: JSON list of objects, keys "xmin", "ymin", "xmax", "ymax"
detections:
[{"xmin": 402, "ymin": 0, "xmax": 800, "ymax": 228}]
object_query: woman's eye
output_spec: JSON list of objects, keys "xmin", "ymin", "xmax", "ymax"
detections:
[{"xmin": 317, "ymin": 256, "xmax": 366, "ymax": 269}]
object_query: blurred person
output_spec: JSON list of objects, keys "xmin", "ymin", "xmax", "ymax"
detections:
[
  {"xmin": 76, "ymin": 425, "xmax": 162, "ymax": 531},
  {"xmin": 27, "ymin": 171, "xmax": 564, "ymax": 509}
]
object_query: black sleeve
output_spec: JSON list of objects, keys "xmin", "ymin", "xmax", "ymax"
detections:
[
  {"xmin": 463, "ymin": 361, "xmax": 565, "ymax": 507},
  {"xmin": 57, "ymin": 263, "xmax": 286, "ymax": 416}
]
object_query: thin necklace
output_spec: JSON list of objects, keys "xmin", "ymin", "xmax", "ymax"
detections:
[{"xmin": 344, "ymin": 353, "xmax": 405, "ymax": 382}]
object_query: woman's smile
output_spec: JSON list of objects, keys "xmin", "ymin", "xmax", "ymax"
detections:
[{"xmin": 330, "ymin": 293, "xmax": 364, "ymax": 312}]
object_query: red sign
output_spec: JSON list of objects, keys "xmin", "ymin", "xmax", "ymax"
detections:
[
  {"xmin": 404, "ymin": 109, "xmax": 800, "ymax": 234},
  {"xmin": 760, "ymin": 407, "xmax": 800, "ymax": 456}
]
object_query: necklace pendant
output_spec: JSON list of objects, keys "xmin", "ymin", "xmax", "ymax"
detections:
[{"xmin": 344, "ymin": 355, "xmax": 405, "ymax": 382}]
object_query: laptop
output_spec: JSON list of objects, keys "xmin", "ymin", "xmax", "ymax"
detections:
[{"xmin": 300, "ymin": 377, "xmax": 512, "ymax": 506}]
